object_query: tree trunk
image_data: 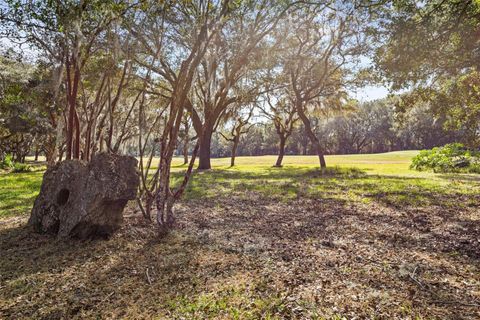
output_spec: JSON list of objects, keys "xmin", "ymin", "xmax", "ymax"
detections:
[
  {"xmin": 295, "ymin": 101, "xmax": 326, "ymax": 168},
  {"xmin": 85, "ymin": 121, "xmax": 93, "ymax": 161},
  {"xmin": 314, "ymin": 142, "xmax": 326, "ymax": 168},
  {"xmin": 198, "ymin": 126, "xmax": 213, "ymax": 170},
  {"xmin": 182, "ymin": 118, "xmax": 190, "ymax": 165},
  {"xmin": 44, "ymin": 135, "xmax": 56, "ymax": 167},
  {"xmin": 301, "ymin": 127, "xmax": 308, "ymax": 155},
  {"xmin": 65, "ymin": 57, "xmax": 80, "ymax": 160},
  {"xmin": 66, "ymin": 98, "xmax": 75, "ymax": 160},
  {"xmin": 73, "ymin": 109, "xmax": 80, "ymax": 159},
  {"xmin": 183, "ymin": 144, "xmax": 188, "ymax": 165},
  {"xmin": 275, "ymin": 136, "xmax": 286, "ymax": 167},
  {"xmin": 183, "ymin": 137, "xmax": 189, "ymax": 165},
  {"xmin": 230, "ymin": 137, "xmax": 239, "ymax": 167}
]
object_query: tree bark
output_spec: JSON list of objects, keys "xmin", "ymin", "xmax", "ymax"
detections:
[
  {"xmin": 182, "ymin": 120, "xmax": 189, "ymax": 165},
  {"xmin": 44, "ymin": 136, "xmax": 56, "ymax": 166},
  {"xmin": 198, "ymin": 125, "xmax": 213, "ymax": 170},
  {"xmin": 85, "ymin": 123, "xmax": 92, "ymax": 161},
  {"xmin": 230, "ymin": 137, "xmax": 239, "ymax": 167},
  {"xmin": 183, "ymin": 141, "xmax": 189, "ymax": 165},
  {"xmin": 73, "ymin": 109, "xmax": 80, "ymax": 159},
  {"xmin": 295, "ymin": 100, "xmax": 326, "ymax": 168},
  {"xmin": 66, "ymin": 101, "xmax": 75, "ymax": 160},
  {"xmin": 314, "ymin": 142, "xmax": 327, "ymax": 168},
  {"xmin": 275, "ymin": 136, "xmax": 286, "ymax": 167},
  {"xmin": 65, "ymin": 56, "xmax": 81, "ymax": 160}
]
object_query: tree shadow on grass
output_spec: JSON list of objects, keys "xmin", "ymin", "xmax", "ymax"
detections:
[
  {"xmin": 437, "ymin": 173, "xmax": 480, "ymax": 183},
  {"xmin": 179, "ymin": 166, "xmax": 479, "ymax": 209}
]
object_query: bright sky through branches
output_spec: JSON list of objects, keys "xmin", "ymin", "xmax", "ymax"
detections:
[{"xmin": 352, "ymin": 85, "xmax": 390, "ymax": 102}]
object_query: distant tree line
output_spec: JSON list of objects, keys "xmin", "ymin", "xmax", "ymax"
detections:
[{"xmin": 203, "ymin": 97, "xmax": 462, "ymax": 159}]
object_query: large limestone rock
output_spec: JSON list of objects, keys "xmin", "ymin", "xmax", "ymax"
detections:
[{"xmin": 29, "ymin": 153, "xmax": 139, "ymax": 239}]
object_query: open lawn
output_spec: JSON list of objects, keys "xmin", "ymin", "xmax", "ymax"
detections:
[{"xmin": 1, "ymin": 151, "xmax": 479, "ymax": 319}]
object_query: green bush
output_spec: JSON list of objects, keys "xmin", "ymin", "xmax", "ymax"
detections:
[
  {"xmin": 1, "ymin": 154, "xmax": 14, "ymax": 169},
  {"xmin": 12, "ymin": 162, "xmax": 32, "ymax": 173},
  {"xmin": 411, "ymin": 143, "xmax": 480, "ymax": 173}
]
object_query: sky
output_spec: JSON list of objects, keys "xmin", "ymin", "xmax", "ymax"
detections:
[{"xmin": 351, "ymin": 85, "xmax": 390, "ymax": 102}]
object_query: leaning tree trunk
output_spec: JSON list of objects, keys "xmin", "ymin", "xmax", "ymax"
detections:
[
  {"xmin": 313, "ymin": 141, "xmax": 326, "ymax": 168},
  {"xmin": 274, "ymin": 136, "xmax": 286, "ymax": 167},
  {"xmin": 198, "ymin": 126, "xmax": 213, "ymax": 170},
  {"xmin": 183, "ymin": 136, "xmax": 189, "ymax": 165},
  {"xmin": 295, "ymin": 101, "xmax": 326, "ymax": 169}
]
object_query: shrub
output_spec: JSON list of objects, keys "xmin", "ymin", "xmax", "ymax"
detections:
[
  {"xmin": 12, "ymin": 162, "xmax": 32, "ymax": 173},
  {"xmin": 411, "ymin": 143, "xmax": 480, "ymax": 173},
  {"xmin": 1, "ymin": 154, "xmax": 14, "ymax": 169}
]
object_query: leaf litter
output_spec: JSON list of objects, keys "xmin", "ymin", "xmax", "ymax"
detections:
[{"xmin": 0, "ymin": 191, "xmax": 479, "ymax": 319}]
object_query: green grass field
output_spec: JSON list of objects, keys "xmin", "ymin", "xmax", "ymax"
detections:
[
  {"xmin": 178, "ymin": 151, "xmax": 479, "ymax": 207},
  {"xmin": 173, "ymin": 150, "xmax": 423, "ymax": 174},
  {"xmin": 1, "ymin": 151, "xmax": 479, "ymax": 218}
]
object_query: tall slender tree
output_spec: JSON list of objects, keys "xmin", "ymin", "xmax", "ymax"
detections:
[
  {"xmin": 277, "ymin": 4, "xmax": 369, "ymax": 168},
  {"xmin": 219, "ymin": 104, "xmax": 255, "ymax": 167},
  {"xmin": 259, "ymin": 93, "xmax": 298, "ymax": 167},
  {"xmin": 129, "ymin": 0, "xmax": 231, "ymax": 233}
]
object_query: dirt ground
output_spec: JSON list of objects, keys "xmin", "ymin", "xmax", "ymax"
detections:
[{"xmin": 1, "ymin": 192, "xmax": 479, "ymax": 319}]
